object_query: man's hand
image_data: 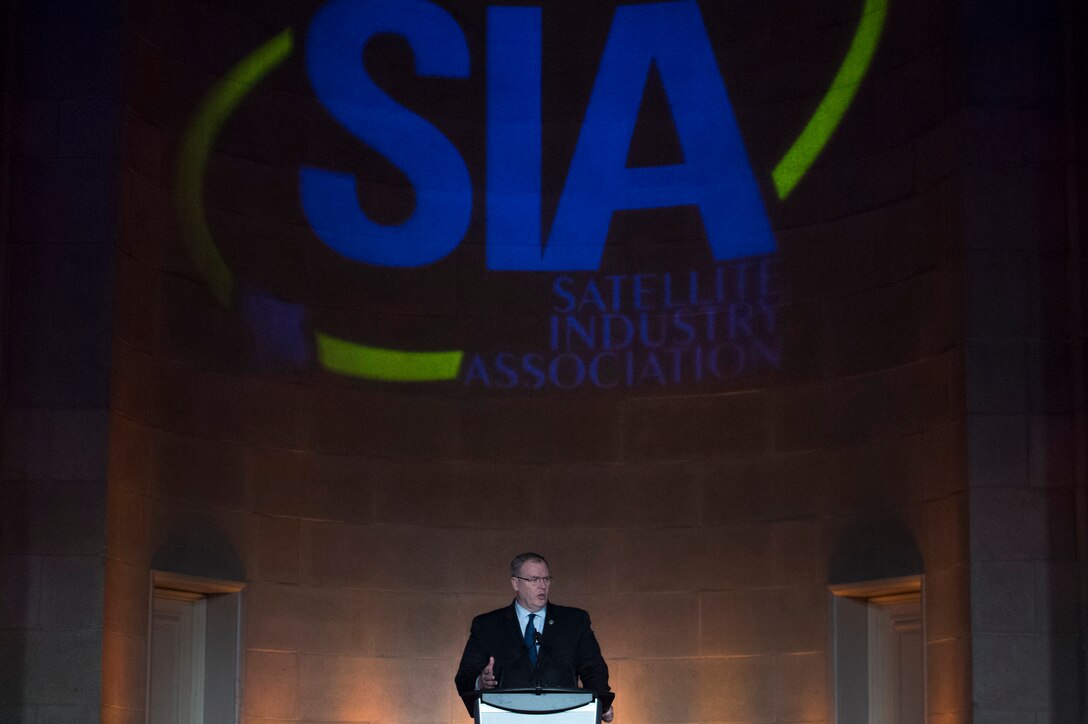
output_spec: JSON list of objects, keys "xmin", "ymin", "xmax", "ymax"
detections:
[
  {"xmin": 478, "ymin": 657, "xmax": 498, "ymax": 690},
  {"xmin": 602, "ymin": 705, "xmax": 614, "ymax": 722}
]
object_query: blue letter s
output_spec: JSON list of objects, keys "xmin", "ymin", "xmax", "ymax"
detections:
[{"xmin": 303, "ymin": 0, "xmax": 471, "ymax": 267}]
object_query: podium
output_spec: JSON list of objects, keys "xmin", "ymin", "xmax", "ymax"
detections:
[{"xmin": 476, "ymin": 688, "xmax": 600, "ymax": 724}]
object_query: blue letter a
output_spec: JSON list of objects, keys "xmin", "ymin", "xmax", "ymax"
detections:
[{"xmin": 487, "ymin": 1, "xmax": 774, "ymax": 271}]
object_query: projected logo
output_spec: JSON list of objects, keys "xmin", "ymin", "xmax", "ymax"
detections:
[{"xmin": 176, "ymin": 0, "xmax": 886, "ymax": 389}]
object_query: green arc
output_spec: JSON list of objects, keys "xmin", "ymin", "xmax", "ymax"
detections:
[
  {"xmin": 176, "ymin": 29, "xmax": 295, "ymax": 307},
  {"xmin": 175, "ymin": 0, "xmax": 886, "ymax": 381},
  {"xmin": 771, "ymin": 0, "xmax": 888, "ymax": 199}
]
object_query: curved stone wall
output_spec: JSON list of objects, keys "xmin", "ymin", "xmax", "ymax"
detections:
[{"xmin": 104, "ymin": 1, "xmax": 970, "ymax": 721}]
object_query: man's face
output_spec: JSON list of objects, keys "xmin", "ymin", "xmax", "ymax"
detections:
[{"xmin": 511, "ymin": 559, "xmax": 551, "ymax": 612}]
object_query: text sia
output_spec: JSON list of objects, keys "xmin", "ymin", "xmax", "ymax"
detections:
[{"xmin": 302, "ymin": 0, "xmax": 774, "ymax": 272}]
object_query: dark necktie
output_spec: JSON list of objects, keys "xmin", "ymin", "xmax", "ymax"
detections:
[{"xmin": 525, "ymin": 613, "xmax": 538, "ymax": 665}]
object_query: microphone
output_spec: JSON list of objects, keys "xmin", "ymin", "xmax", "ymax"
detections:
[
  {"xmin": 533, "ymin": 637, "xmax": 576, "ymax": 690},
  {"xmin": 499, "ymin": 644, "xmax": 535, "ymax": 690}
]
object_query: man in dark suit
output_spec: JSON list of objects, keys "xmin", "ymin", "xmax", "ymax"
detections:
[{"xmin": 454, "ymin": 552, "xmax": 615, "ymax": 721}]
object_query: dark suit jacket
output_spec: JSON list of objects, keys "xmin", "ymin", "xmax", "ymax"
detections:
[{"xmin": 454, "ymin": 601, "xmax": 614, "ymax": 717}]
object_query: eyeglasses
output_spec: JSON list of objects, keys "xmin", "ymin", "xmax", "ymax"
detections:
[{"xmin": 514, "ymin": 575, "xmax": 553, "ymax": 586}]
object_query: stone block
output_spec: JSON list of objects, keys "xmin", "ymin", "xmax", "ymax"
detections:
[
  {"xmin": 108, "ymin": 344, "xmax": 158, "ymax": 425},
  {"xmin": 966, "ymin": 250, "xmax": 1030, "ymax": 337},
  {"xmin": 588, "ymin": 592, "xmax": 698, "ymax": 659},
  {"xmin": 1, "ymin": 481, "xmax": 105, "ymax": 557},
  {"xmin": 963, "ymin": 24, "xmax": 1062, "ymax": 108},
  {"xmin": 970, "ymin": 712, "xmax": 1031, "ymax": 724},
  {"xmin": 871, "ymin": 53, "xmax": 950, "ymax": 149},
  {"xmin": 251, "ymin": 448, "xmax": 383, "ymax": 524},
  {"xmin": 773, "ymin": 584, "xmax": 827, "ymax": 653},
  {"xmin": 106, "ymin": 483, "xmax": 148, "ymax": 566},
  {"xmin": 623, "ymin": 392, "xmax": 771, "ymax": 462},
  {"xmin": 771, "ymin": 520, "xmax": 822, "ymax": 586},
  {"xmin": 310, "ymin": 453, "xmax": 385, "ymax": 524},
  {"xmin": 970, "ymin": 487, "xmax": 1074, "ymax": 561},
  {"xmin": 300, "ymin": 523, "xmax": 525, "ymax": 592},
  {"xmin": 970, "ymin": 559, "xmax": 1034, "ymax": 633},
  {"xmin": 972, "ymin": 633, "xmax": 1050, "ymax": 709},
  {"xmin": 1026, "ymin": 339, "xmax": 1073, "ymax": 414},
  {"xmin": 825, "ymin": 439, "xmax": 923, "ymax": 516},
  {"xmin": 775, "ymin": 651, "xmax": 827, "ymax": 722},
  {"xmin": 702, "ymin": 524, "xmax": 774, "ymax": 590},
  {"xmin": 700, "ymin": 586, "xmax": 822, "ymax": 656},
  {"xmin": 611, "ymin": 528, "xmax": 707, "ymax": 593},
  {"xmin": 39, "ymin": 556, "xmax": 104, "ymax": 631},
  {"xmin": 12, "ymin": 97, "xmax": 57, "ymax": 158},
  {"xmin": 370, "ymin": 591, "xmax": 506, "ymax": 660},
  {"xmin": 247, "ymin": 447, "xmax": 316, "ymax": 516},
  {"xmin": 36, "ymin": 704, "xmax": 103, "ymax": 723},
  {"xmin": 700, "ymin": 588, "xmax": 776, "ymax": 656},
  {"xmin": 927, "ymin": 713, "xmax": 970, "ymax": 724},
  {"xmin": 107, "ymin": 414, "xmax": 153, "ymax": 493},
  {"xmin": 926, "ymin": 637, "xmax": 969, "ymax": 715},
  {"xmin": 101, "ymin": 630, "xmax": 146, "ymax": 709},
  {"xmin": 144, "ymin": 357, "xmax": 216, "ymax": 439},
  {"xmin": 915, "ymin": 121, "xmax": 961, "ymax": 189},
  {"xmin": 824, "ymin": 274, "xmax": 940, "ymax": 378},
  {"xmin": 124, "ymin": 115, "xmax": 165, "ymax": 184},
  {"xmin": 924, "ymin": 563, "xmax": 970, "ymax": 642},
  {"xmin": 0, "ymin": 557, "xmax": 40, "ymax": 629},
  {"xmin": 313, "ymin": 387, "xmax": 459, "ymax": 460},
  {"xmin": 243, "ymin": 650, "xmax": 298, "ymax": 719},
  {"xmin": 962, "ymin": 163, "xmax": 1065, "ymax": 253},
  {"xmin": 298, "ymin": 654, "xmax": 460, "ymax": 723},
  {"xmin": 826, "ymin": 360, "xmax": 949, "ymax": 447},
  {"xmin": 701, "ymin": 457, "xmax": 768, "ymax": 525},
  {"xmin": 539, "ymin": 464, "xmax": 618, "ymax": 529},
  {"xmin": 47, "ymin": 410, "xmax": 110, "ymax": 481},
  {"xmin": 772, "ymin": 382, "xmax": 830, "ymax": 452},
  {"xmin": 770, "ymin": 299, "xmax": 828, "ymax": 388},
  {"xmin": 9, "ymin": 158, "xmax": 116, "ymax": 246},
  {"xmin": 11, "ymin": 16, "xmax": 120, "ymax": 97},
  {"xmin": 1027, "ymin": 414, "xmax": 1075, "ymax": 488},
  {"xmin": 254, "ymin": 515, "xmax": 299, "ymax": 584},
  {"xmin": 1, "ymin": 409, "xmax": 107, "ymax": 482},
  {"xmin": 614, "ymin": 655, "xmax": 775, "ymax": 723},
  {"xmin": 776, "ymin": 225, "xmax": 873, "ymax": 305},
  {"xmin": 540, "ymin": 461, "xmax": 700, "ymax": 529},
  {"xmin": 151, "ymin": 430, "xmax": 246, "ymax": 511},
  {"xmin": 155, "ymin": 275, "xmax": 255, "ymax": 376},
  {"xmin": 189, "ymin": 372, "xmax": 258, "ymax": 446},
  {"xmin": 103, "ymin": 558, "xmax": 148, "ymax": 640},
  {"xmin": 763, "ymin": 450, "xmax": 833, "ymax": 521},
  {"xmin": 0, "ymin": 706, "xmax": 31, "ymax": 723},
  {"xmin": 58, "ymin": 97, "xmax": 118, "ymax": 159},
  {"xmin": 5, "ymin": 630, "xmax": 102, "ymax": 704},
  {"xmin": 459, "ymin": 398, "xmax": 619, "ymax": 464},
  {"xmin": 379, "ymin": 460, "xmax": 539, "ymax": 529},
  {"xmin": 99, "ymin": 705, "xmax": 145, "ymax": 724},
  {"xmin": 1, "ymin": 409, "xmax": 48, "ymax": 481},
  {"xmin": 241, "ymin": 379, "xmax": 315, "ymax": 450},
  {"xmin": 1034, "ymin": 560, "xmax": 1081, "ymax": 634},
  {"xmin": 245, "ymin": 582, "xmax": 377, "ymax": 656},
  {"xmin": 522, "ymin": 531, "xmax": 619, "ymax": 598},
  {"xmin": 923, "ymin": 420, "xmax": 964, "ymax": 501},
  {"xmin": 922, "ymin": 493, "xmax": 969, "ymax": 571},
  {"xmin": 967, "ymin": 415, "xmax": 1027, "ymax": 487}
]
